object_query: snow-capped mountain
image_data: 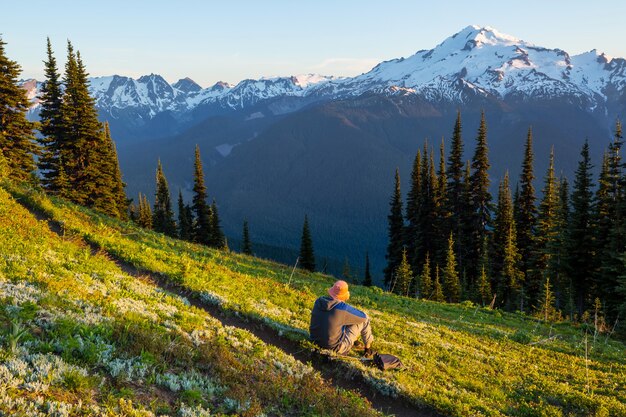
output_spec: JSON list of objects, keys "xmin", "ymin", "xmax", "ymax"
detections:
[{"xmin": 20, "ymin": 25, "xmax": 626, "ymax": 136}]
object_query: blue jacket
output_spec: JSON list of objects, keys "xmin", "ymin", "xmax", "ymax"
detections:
[{"xmin": 309, "ymin": 295, "xmax": 368, "ymax": 350}]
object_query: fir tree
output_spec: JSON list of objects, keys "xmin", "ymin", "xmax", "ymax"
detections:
[
  {"xmin": 0, "ymin": 36, "xmax": 38, "ymax": 182},
  {"xmin": 443, "ymin": 234, "xmax": 461, "ymax": 303},
  {"xmin": 516, "ymin": 127, "xmax": 538, "ymax": 304},
  {"xmin": 192, "ymin": 145, "xmax": 212, "ymax": 245},
  {"xmin": 38, "ymin": 38, "xmax": 64, "ymax": 192},
  {"xmin": 137, "ymin": 193, "xmax": 152, "ymax": 229},
  {"xmin": 394, "ymin": 248, "xmax": 413, "ymax": 297},
  {"xmin": 384, "ymin": 168, "xmax": 405, "ymax": 287},
  {"xmin": 477, "ymin": 265, "xmax": 492, "ymax": 306},
  {"xmin": 535, "ymin": 148, "xmax": 559, "ymax": 298},
  {"xmin": 436, "ymin": 139, "xmax": 451, "ymax": 260},
  {"xmin": 458, "ymin": 160, "xmax": 473, "ymax": 280},
  {"xmin": 553, "ymin": 177, "xmax": 570, "ymax": 311},
  {"xmin": 299, "ymin": 215, "xmax": 315, "ymax": 272},
  {"xmin": 468, "ymin": 111, "xmax": 492, "ymax": 283},
  {"xmin": 433, "ymin": 265, "xmax": 445, "ymax": 302},
  {"xmin": 536, "ymin": 277, "xmax": 559, "ymax": 322},
  {"xmin": 177, "ymin": 190, "xmax": 194, "ymax": 241},
  {"xmin": 447, "ymin": 111, "xmax": 465, "ymax": 254},
  {"xmin": 210, "ymin": 200, "xmax": 225, "ymax": 248},
  {"xmin": 598, "ymin": 121, "xmax": 626, "ymax": 318},
  {"xmin": 491, "ymin": 173, "xmax": 514, "ymax": 284},
  {"xmin": 363, "ymin": 252, "xmax": 373, "ymax": 287},
  {"xmin": 242, "ymin": 220, "xmax": 253, "ymax": 255},
  {"xmin": 405, "ymin": 148, "xmax": 422, "ymax": 271},
  {"xmin": 152, "ymin": 160, "xmax": 177, "ymax": 236},
  {"xmin": 566, "ymin": 141, "xmax": 595, "ymax": 316},
  {"xmin": 419, "ymin": 252, "xmax": 433, "ymax": 299},
  {"xmin": 502, "ymin": 224, "xmax": 524, "ymax": 311},
  {"xmin": 106, "ymin": 124, "xmax": 128, "ymax": 220}
]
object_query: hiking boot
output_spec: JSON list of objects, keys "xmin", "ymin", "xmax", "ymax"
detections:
[{"xmin": 362, "ymin": 347, "xmax": 375, "ymax": 359}]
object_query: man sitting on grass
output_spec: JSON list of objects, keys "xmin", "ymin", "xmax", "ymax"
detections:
[{"xmin": 309, "ymin": 280, "xmax": 374, "ymax": 357}]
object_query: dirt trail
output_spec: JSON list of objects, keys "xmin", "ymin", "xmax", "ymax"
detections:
[{"xmin": 23, "ymin": 202, "xmax": 441, "ymax": 417}]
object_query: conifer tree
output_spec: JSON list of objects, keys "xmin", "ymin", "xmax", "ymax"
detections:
[
  {"xmin": 405, "ymin": 149, "xmax": 422, "ymax": 271},
  {"xmin": 394, "ymin": 248, "xmax": 413, "ymax": 297},
  {"xmin": 502, "ymin": 224, "xmax": 524, "ymax": 311},
  {"xmin": 491, "ymin": 173, "xmax": 514, "ymax": 284},
  {"xmin": 443, "ymin": 234, "xmax": 461, "ymax": 303},
  {"xmin": 242, "ymin": 220, "xmax": 253, "ymax": 255},
  {"xmin": 468, "ymin": 111, "xmax": 492, "ymax": 283},
  {"xmin": 536, "ymin": 277, "xmax": 559, "ymax": 322},
  {"xmin": 552, "ymin": 177, "xmax": 570, "ymax": 310},
  {"xmin": 210, "ymin": 200, "xmax": 226, "ymax": 248},
  {"xmin": 458, "ymin": 160, "xmax": 473, "ymax": 279},
  {"xmin": 566, "ymin": 141, "xmax": 594, "ymax": 316},
  {"xmin": 152, "ymin": 160, "xmax": 177, "ymax": 236},
  {"xmin": 106, "ymin": 124, "xmax": 128, "ymax": 220},
  {"xmin": 38, "ymin": 38, "xmax": 64, "ymax": 192},
  {"xmin": 178, "ymin": 190, "xmax": 194, "ymax": 241},
  {"xmin": 477, "ymin": 265, "xmax": 492, "ymax": 306},
  {"xmin": 137, "ymin": 193, "xmax": 152, "ymax": 229},
  {"xmin": 516, "ymin": 127, "xmax": 538, "ymax": 303},
  {"xmin": 192, "ymin": 145, "xmax": 212, "ymax": 245},
  {"xmin": 535, "ymin": 148, "xmax": 559, "ymax": 301},
  {"xmin": 436, "ymin": 139, "xmax": 451, "ymax": 258},
  {"xmin": 433, "ymin": 265, "xmax": 445, "ymax": 302},
  {"xmin": 419, "ymin": 252, "xmax": 433, "ymax": 299},
  {"xmin": 299, "ymin": 215, "xmax": 315, "ymax": 272},
  {"xmin": 363, "ymin": 252, "xmax": 373, "ymax": 287},
  {"xmin": 384, "ymin": 168, "xmax": 405, "ymax": 287},
  {"xmin": 447, "ymin": 111, "xmax": 465, "ymax": 252},
  {"xmin": 0, "ymin": 36, "xmax": 38, "ymax": 182}
]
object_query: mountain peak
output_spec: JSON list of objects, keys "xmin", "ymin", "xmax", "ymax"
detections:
[
  {"xmin": 173, "ymin": 77, "xmax": 202, "ymax": 93},
  {"xmin": 442, "ymin": 25, "xmax": 525, "ymax": 52}
]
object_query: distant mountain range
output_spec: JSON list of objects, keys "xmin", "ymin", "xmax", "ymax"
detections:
[{"xmin": 20, "ymin": 26, "xmax": 626, "ymax": 279}]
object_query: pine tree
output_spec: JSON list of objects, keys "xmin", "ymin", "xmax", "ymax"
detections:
[
  {"xmin": 299, "ymin": 215, "xmax": 315, "ymax": 272},
  {"xmin": 210, "ymin": 200, "xmax": 226, "ymax": 248},
  {"xmin": 458, "ymin": 160, "xmax": 473, "ymax": 280},
  {"xmin": 468, "ymin": 111, "xmax": 492, "ymax": 284},
  {"xmin": 534, "ymin": 148, "xmax": 559, "ymax": 306},
  {"xmin": 152, "ymin": 160, "xmax": 177, "ymax": 236},
  {"xmin": 477, "ymin": 265, "xmax": 492, "ymax": 306},
  {"xmin": 598, "ymin": 121, "xmax": 626, "ymax": 319},
  {"xmin": 178, "ymin": 190, "xmax": 194, "ymax": 241},
  {"xmin": 384, "ymin": 168, "xmax": 405, "ymax": 288},
  {"xmin": 405, "ymin": 148, "xmax": 422, "ymax": 271},
  {"xmin": 394, "ymin": 248, "xmax": 413, "ymax": 296},
  {"xmin": 242, "ymin": 220, "xmax": 253, "ymax": 255},
  {"xmin": 502, "ymin": 223, "xmax": 524, "ymax": 311},
  {"xmin": 433, "ymin": 265, "xmax": 445, "ymax": 302},
  {"xmin": 192, "ymin": 145, "xmax": 212, "ymax": 245},
  {"xmin": 553, "ymin": 177, "xmax": 570, "ymax": 311},
  {"xmin": 535, "ymin": 277, "xmax": 559, "ymax": 322},
  {"xmin": 419, "ymin": 252, "xmax": 433, "ymax": 299},
  {"xmin": 516, "ymin": 128, "xmax": 538, "ymax": 304},
  {"xmin": 436, "ymin": 139, "xmax": 451, "ymax": 259},
  {"xmin": 443, "ymin": 234, "xmax": 461, "ymax": 303},
  {"xmin": 0, "ymin": 36, "xmax": 38, "ymax": 182},
  {"xmin": 491, "ymin": 173, "xmax": 514, "ymax": 287},
  {"xmin": 566, "ymin": 141, "xmax": 595, "ymax": 316},
  {"xmin": 447, "ymin": 111, "xmax": 465, "ymax": 253},
  {"xmin": 106, "ymin": 124, "xmax": 128, "ymax": 220},
  {"xmin": 38, "ymin": 38, "xmax": 64, "ymax": 192},
  {"xmin": 136, "ymin": 193, "xmax": 152, "ymax": 229},
  {"xmin": 363, "ymin": 252, "xmax": 373, "ymax": 287}
]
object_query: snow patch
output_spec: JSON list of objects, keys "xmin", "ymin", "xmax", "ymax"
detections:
[{"xmin": 215, "ymin": 143, "xmax": 236, "ymax": 157}]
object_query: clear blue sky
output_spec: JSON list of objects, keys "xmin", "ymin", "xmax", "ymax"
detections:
[{"xmin": 2, "ymin": 0, "xmax": 625, "ymax": 87}]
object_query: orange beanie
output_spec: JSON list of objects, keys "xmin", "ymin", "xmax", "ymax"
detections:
[{"xmin": 328, "ymin": 280, "xmax": 350, "ymax": 301}]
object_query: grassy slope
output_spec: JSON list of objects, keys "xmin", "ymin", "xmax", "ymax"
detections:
[
  {"xmin": 5, "ymin": 183, "xmax": 626, "ymax": 417},
  {"xmin": 0, "ymin": 183, "xmax": 381, "ymax": 417}
]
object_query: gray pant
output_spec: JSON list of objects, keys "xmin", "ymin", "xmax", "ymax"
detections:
[{"xmin": 336, "ymin": 319, "xmax": 374, "ymax": 355}]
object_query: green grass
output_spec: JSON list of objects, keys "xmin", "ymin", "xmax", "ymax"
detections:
[
  {"xmin": 4, "ymin": 181, "xmax": 626, "ymax": 416},
  {"xmin": 0, "ymin": 182, "xmax": 381, "ymax": 417}
]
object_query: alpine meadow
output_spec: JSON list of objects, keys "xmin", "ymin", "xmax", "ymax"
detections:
[{"xmin": 1, "ymin": 4, "xmax": 626, "ymax": 417}]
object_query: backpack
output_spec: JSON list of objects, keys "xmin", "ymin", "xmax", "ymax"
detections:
[{"xmin": 373, "ymin": 352, "xmax": 404, "ymax": 371}]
